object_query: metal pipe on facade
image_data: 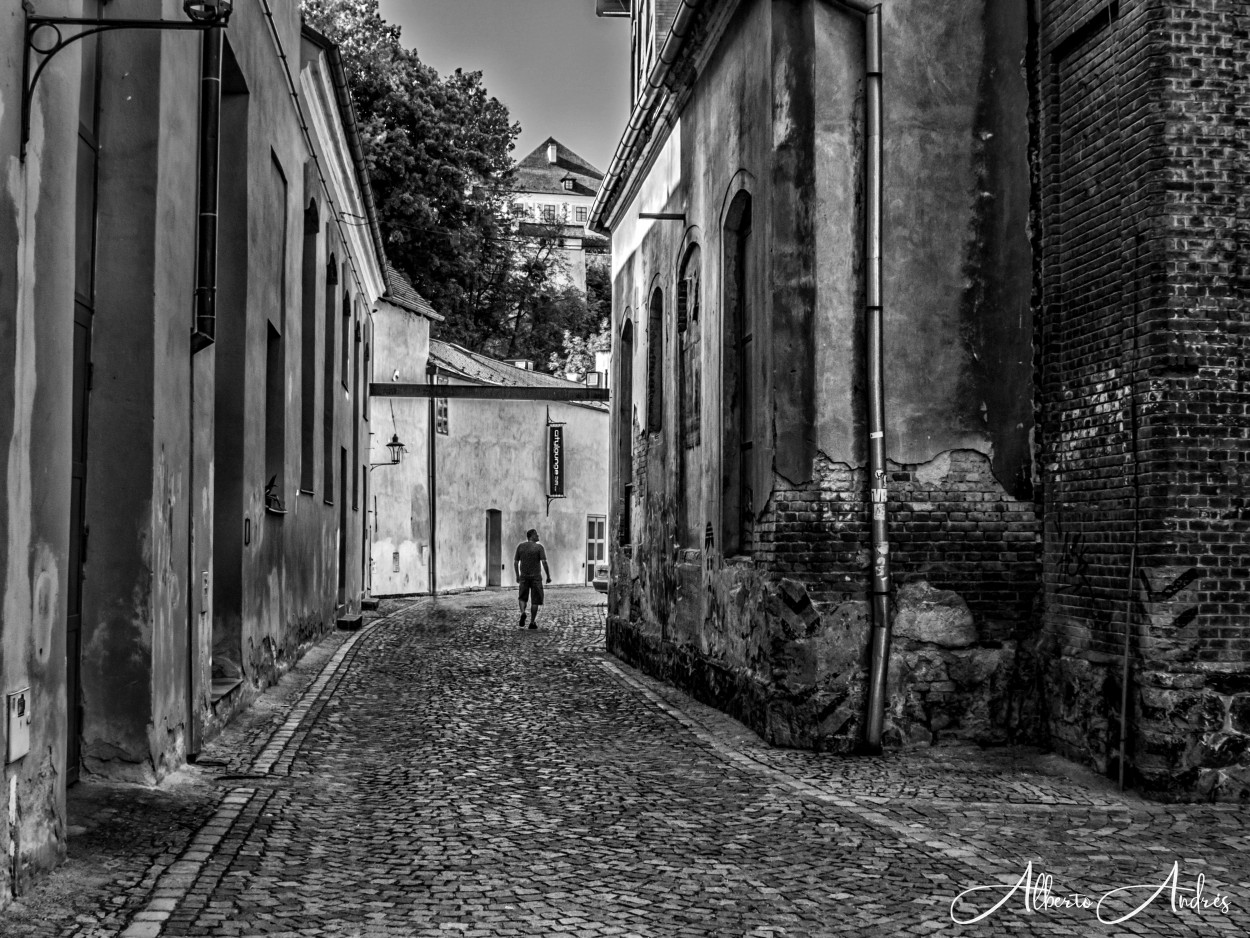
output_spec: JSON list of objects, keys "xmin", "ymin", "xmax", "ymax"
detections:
[
  {"xmin": 322, "ymin": 40, "xmax": 387, "ymax": 270},
  {"xmin": 428, "ymin": 366, "xmax": 438, "ymax": 596},
  {"xmin": 858, "ymin": 6, "xmax": 893, "ymax": 754},
  {"xmin": 191, "ymin": 25, "xmax": 222, "ymax": 351},
  {"xmin": 1119, "ymin": 544, "xmax": 1136, "ymax": 790},
  {"xmin": 188, "ymin": 24, "xmax": 224, "ymax": 759}
]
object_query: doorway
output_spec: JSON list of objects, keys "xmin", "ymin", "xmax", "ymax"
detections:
[
  {"xmin": 586, "ymin": 515, "xmax": 606, "ymax": 583},
  {"xmin": 485, "ymin": 510, "xmax": 502, "ymax": 587},
  {"xmin": 338, "ymin": 447, "xmax": 348, "ymax": 603}
]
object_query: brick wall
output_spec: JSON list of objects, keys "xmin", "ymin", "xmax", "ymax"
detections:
[
  {"xmin": 757, "ymin": 451, "xmax": 1041, "ymax": 638},
  {"xmin": 1038, "ymin": 0, "xmax": 1250, "ymax": 797}
]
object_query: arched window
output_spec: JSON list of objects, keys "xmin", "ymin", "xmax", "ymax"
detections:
[
  {"xmin": 646, "ymin": 288, "xmax": 664, "ymax": 433},
  {"xmin": 323, "ymin": 252, "xmax": 338, "ymax": 498},
  {"xmin": 299, "ymin": 197, "xmax": 319, "ymax": 492},
  {"xmin": 722, "ymin": 192, "xmax": 753, "ymax": 556},
  {"xmin": 678, "ymin": 244, "xmax": 702, "ymax": 547},
  {"xmin": 617, "ymin": 316, "xmax": 635, "ymax": 545},
  {"xmin": 340, "ymin": 289, "xmax": 351, "ymax": 390}
]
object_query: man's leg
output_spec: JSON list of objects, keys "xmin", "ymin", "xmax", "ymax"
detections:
[
  {"xmin": 528, "ymin": 580, "xmax": 543, "ymax": 628},
  {"xmin": 518, "ymin": 581, "xmax": 528, "ymax": 627}
]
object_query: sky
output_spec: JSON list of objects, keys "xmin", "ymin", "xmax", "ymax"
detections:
[{"xmin": 377, "ymin": 0, "xmax": 632, "ymax": 174}]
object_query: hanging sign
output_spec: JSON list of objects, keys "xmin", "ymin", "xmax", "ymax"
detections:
[{"xmin": 548, "ymin": 424, "xmax": 566, "ymax": 498}]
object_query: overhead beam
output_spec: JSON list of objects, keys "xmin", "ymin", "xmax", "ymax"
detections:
[{"xmin": 370, "ymin": 383, "xmax": 610, "ymax": 402}]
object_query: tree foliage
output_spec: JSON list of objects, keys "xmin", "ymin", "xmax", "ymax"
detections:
[
  {"xmin": 549, "ymin": 264, "xmax": 612, "ymax": 377},
  {"xmin": 302, "ymin": 0, "xmax": 602, "ymax": 373}
]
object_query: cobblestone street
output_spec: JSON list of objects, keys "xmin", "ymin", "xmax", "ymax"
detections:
[{"xmin": 8, "ymin": 588, "xmax": 1248, "ymax": 937}]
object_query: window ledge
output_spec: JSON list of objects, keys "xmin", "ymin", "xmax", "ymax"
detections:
[{"xmin": 265, "ymin": 505, "xmax": 288, "ymax": 517}]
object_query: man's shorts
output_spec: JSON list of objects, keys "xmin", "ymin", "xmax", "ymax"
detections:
[{"xmin": 518, "ymin": 576, "xmax": 545, "ymax": 606}]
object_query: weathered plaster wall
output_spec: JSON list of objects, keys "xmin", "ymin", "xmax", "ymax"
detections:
[
  {"xmin": 75, "ymin": 0, "xmax": 377, "ymax": 777},
  {"xmin": 83, "ymin": 21, "xmax": 199, "ymax": 782},
  {"xmin": 812, "ymin": 0, "xmax": 1033, "ymax": 481},
  {"xmin": 369, "ymin": 301, "xmax": 432, "ymax": 596},
  {"xmin": 607, "ymin": 0, "xmax": 1039, "ymax": 754},
  {"xmin": 0, "ymin": 2, "xmax": 75, "ymax": 901},
  {"xmin": 434, "ymin": 392, "xmax": 609, "ymax": 592}
]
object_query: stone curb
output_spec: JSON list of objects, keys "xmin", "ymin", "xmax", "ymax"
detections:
[{"xmin": 119, "ymin": 609, "xmax": 403, "ymax": 938}]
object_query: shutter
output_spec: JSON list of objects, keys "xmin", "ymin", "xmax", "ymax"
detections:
[{"xmin": 677, "ymin": 279, "xmax": 688, "ymax": 334}]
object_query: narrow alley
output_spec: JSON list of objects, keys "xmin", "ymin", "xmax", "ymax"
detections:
[{"xmin": 7, "ymin": 589, "xmax": 1246, "ymax": 937}]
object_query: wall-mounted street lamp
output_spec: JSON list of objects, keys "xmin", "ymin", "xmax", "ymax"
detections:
[
  {"xmin": 20, "ymin": 0, "xmax": 233, "ymax": 161},
  {"xmin": 369, "ymin": 434, "xmax": 406, "ymax": 470}
]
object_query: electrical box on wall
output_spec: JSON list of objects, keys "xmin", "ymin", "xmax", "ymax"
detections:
[{"xmin": 7, "ymin": 688, "xmax": 31, "ymax": 763}]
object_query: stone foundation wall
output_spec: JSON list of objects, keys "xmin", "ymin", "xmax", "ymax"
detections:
[{"xmin": 609, "ymin": 534, "xmax": 1042, "ymax": 752}]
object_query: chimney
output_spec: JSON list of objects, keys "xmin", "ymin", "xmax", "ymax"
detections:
[{"xmin": 547, "ymin": 142, "xmax": 558, "ymax": 164}]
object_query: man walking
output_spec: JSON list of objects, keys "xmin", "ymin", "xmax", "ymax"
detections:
[{"xmin": 514, "ymin": 528, "xmax": 552, "ymax": 629}]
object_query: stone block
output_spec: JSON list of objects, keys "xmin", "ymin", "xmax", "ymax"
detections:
[
  {"xmin": 1230, "ymin": 695, "xmax": 1250, "ymax": 735},
  {"xmin": 1191, "ymin": 731, "xmax": 1250, "ymax": 770},
  {"xmin": 892, "ymin": 580, "xmax": 977, "ymax": 648}
]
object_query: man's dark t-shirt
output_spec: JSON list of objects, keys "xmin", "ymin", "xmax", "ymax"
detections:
[{"xmin": 515, "ymin": 541, "xmax": 547, "ymax": 578}]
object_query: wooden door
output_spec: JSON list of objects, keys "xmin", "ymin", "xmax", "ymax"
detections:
[{"xmin": 485, "ymin": 510, "xmax": 502, "ymax": 587}]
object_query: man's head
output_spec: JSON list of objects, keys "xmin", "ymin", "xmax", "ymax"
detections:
[{"xmin": 526, "ymin": 528, "xmax": 539, "ymax": 542}]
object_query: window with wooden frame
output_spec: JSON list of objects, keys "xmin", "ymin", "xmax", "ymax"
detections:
[
  {"xmin": 678, "ymin": 244, "xmax": 702, "ymax": 547},
  {"xmin": 722, "ymin": 192, "xmax": 753, "ymax": 556},
  {"xmin": 646, "ymin": 288, "xmax": 663, "ymax": 433}
]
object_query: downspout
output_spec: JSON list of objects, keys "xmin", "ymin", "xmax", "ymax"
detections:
[
  {"xmin": 322, "ymin": 41, "xmax": 387, "ymax": 269},
  {"xmin": 858, "ymin": 5, "xmax": 891, "ymax": 754},
  {"xmin": 820, "ymin": 1, "xmax": 891, "ymax": 752},
  {"xmin": 191, "ymin": 26, "xmax": 222, "ymax": 352},
  {"xmin": 188, "ymin": 24, "xmax": 223, "ymax": 759},
  {"xmin": 428, "ymin": 365, "xmax": 438, "ymax": 596}
]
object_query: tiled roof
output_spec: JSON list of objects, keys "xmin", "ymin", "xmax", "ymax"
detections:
[
  {"xmin": 383, "ymin": 263, "xmax": 444, "ymax": 321},
  {"xmin": 515, "ymin": 137, "xmax": 604, "ymax": 197},
  {"xmin": 429, "ymin": 340, "xmax": 588, "ymax": 390}
]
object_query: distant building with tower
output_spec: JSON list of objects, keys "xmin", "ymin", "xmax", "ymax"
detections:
[{"xmin": 510, "ymin": 137, "xmax": 610, "ymax": 293}]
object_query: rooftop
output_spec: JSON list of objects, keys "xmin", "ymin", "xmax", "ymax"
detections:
[
  {"xmin": 383, "ymin": 263, "xmax": 444, "ymax": 321},
  {"xmin": 515, "ymin": 137, "xmax": 605, "ymax": 198},
  {"xmin": 429, "ymin": 340, "xmax": 588, "ymax": 389}
]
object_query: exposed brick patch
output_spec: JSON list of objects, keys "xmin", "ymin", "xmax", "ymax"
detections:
[{"xmin": 756, "ymin": 450, "xmax": 1041, "ymax": 639}]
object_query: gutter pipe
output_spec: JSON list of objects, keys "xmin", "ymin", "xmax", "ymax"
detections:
[
  {"xmin": 322, "ymin": 41, "xmax": 388, "ymax": 271},
  {"xmin": 188, "ymin": 24, "xmax": 224, "ymax": 760},
  {"xmin": 428, "ymin": 364, "xmax": 439, "ymax": 596},
  {"xmin": 588, "ymin": 0, "xmax": 703, "ymax": 234},
  {"xmin": 191, "ymin": 26, "xmax": 223, "ymax": 352},
  {"xmin": 856, "ymin": 6, "xmax": 892, "ymax": 753}
]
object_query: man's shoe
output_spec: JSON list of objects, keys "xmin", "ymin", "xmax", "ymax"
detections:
[
  {"xmin": 519, "ymin": 614, "xmax": 527, "ymax": 628},
  {"xmin": 528, "ymin": 622, "xmax": 538, "ymax": 630}
]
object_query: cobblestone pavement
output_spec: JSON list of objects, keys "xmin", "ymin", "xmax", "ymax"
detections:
[{"xmin": 7, "ymin": 588, "xmax": 1249, "ymax": 937}]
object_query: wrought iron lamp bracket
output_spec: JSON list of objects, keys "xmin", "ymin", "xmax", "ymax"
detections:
[{"xmin": 20, "ymin": 3, "xmax": 228, "ymax": 161}]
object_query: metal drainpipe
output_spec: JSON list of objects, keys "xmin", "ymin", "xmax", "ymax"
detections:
[
  {"xmin": 191, "ymin": 26, "xmax": 222, "ymax": 351},
  {"xmin": 856, "ymin": 6, "xmax": 892, "ymax": 754},
  {"xmin": 187, "ymin": 24, "xmax": 223, "ymax": 759},
  {"xmin": 428, "ymin": 366, "xmax": 438, "ymax": 596}
]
